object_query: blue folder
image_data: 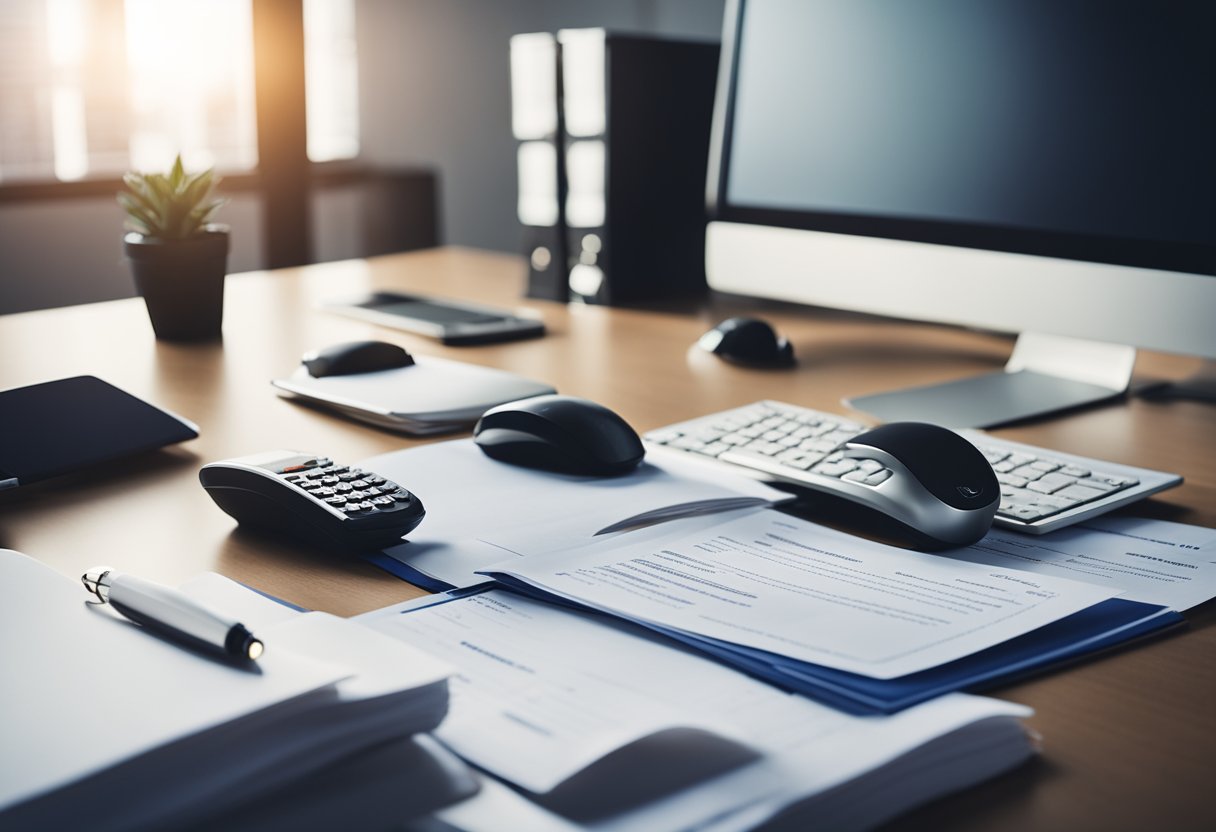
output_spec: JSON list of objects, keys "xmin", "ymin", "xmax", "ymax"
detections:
[{"xmin": 483, "ymin": 573, "xmax": 1183, "ymax": 714}]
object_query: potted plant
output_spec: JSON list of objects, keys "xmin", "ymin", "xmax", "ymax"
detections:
[{"xmin": 118, "ymin": 155, "xmax": 229, "ymax": 341}]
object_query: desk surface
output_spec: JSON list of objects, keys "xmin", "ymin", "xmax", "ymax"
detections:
[{"xmin": 2, "ymin": 247, "xmax": 1213, "ymax": 830}]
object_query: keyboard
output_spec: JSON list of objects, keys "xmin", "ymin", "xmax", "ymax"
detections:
[{"xmin": 643, "ymin": 400, "xmax": 1183, "ymax": 535}]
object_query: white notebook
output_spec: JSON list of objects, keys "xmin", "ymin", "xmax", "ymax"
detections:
[{"xmin": 272, "ymin": 355, "xmax": 555, "ymax": 435}]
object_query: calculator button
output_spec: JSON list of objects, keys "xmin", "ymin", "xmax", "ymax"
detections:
[
  {"xmin": 372, "ymin": 496, "xmax": 395, "ymax": 507},
  {"xmin": 343, "ymin": 503, "xmax": 366, "ymax": 514},
  {"xmin": 358, "ymin": 500, "xmax": 376, "ymax": 511},
  {"xmin": 365, "ymin": 475, "xmax": 386, "ymax": 486},
  {"xmin": 392, "ymin": 490, "xmax": 412, "ymax": 503},
  {"xmin": 363, "ymin": 486, "xmax": 383, "ymax": 497},
  {"xmin": 319, "ymin": 475, "xmax": 340, "ymax": 486},
  {"xmin": 335, "ymin": 482, "xmax": 353, "ymax": 492},
  {"xmin": 338, "ymin": 471, "xmax": 361, "ymax": 482},
  {"xmin": 311, "ymin": 487, "xmax": 335, "ymax": 498},
  {"xmin": 350, "ymin": 479, "xmax": 369, "ymax": 489},
  {"xmin": 324, "ymin": 496, "xmax": 347, "ymax": 506},
  {"xmin": 347, "ymin": 490, "xmax": 366, "ymax": 501}
]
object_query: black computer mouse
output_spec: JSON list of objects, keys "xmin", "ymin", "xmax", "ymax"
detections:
[
  {"xmin": 839, "ymin": 422, "xmax": 999, "ymax": 547},
  {"xmin": 473, "ymin": 394, "xmax": 645, "ymax": 476},
  {"xmin": 302, "ymin": 340, "xmax": 415, "ymax": 377},
  {"xmin": 697, "ymin": 317, "xmax": 795, "ymax": 368}
]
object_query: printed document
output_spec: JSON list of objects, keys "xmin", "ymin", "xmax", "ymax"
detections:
[
  {"xmin": 361, "ymin": 590, "xmax": 1032, "ymax": 832},
  {"xmin": 943, "ymin": 515, "xmax": 1216, "ymax": 610},
  {"xmin": 486, "ymin": 510, "xmax": 1118, "ymax": 679},
  {"xmin": 364, "ymin": 440, "xmax": 788, "ymax": 588}
]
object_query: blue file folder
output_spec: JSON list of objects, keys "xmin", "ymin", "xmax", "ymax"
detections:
[{"xmin": 484, "ymin": 573, "xmax": 1182, "ymax": 714}]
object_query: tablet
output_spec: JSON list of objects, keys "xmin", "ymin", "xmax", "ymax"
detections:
[{"xmin": 0, "ymin": 376, "xmax": 198, "ymax": 489}]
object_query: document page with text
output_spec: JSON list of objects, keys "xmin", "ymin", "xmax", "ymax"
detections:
[{"xmin": 488, "ymin": 510, "xmax": 1118, "ymax": 679}]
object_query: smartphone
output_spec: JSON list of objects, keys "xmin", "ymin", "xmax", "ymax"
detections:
[{"xmin": 326, "ymin": 292, "xmax": 545, "ymax": 345}]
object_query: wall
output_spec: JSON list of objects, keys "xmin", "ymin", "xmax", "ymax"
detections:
[
  {"xmin": 355, "ymin": 0, "xmax": 726, "ymax": 253},
  {"xmin": 0, "ymin": 195, "xmax": 264, "ymax": 315}
]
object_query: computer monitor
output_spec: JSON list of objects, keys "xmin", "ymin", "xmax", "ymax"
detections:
[{"xmin": 706, "ymin": 0, "xmax": 1216, "ymax": 428}]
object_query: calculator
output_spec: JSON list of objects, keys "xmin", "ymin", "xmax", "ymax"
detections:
[{"xmin": 200, "ymin": 451, "xmax": 425, "ymax": 552}]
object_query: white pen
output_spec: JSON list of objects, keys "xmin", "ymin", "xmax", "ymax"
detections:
[{"xmin": 82, "ymin": 567, "xmax": 264, "ymax": 661}]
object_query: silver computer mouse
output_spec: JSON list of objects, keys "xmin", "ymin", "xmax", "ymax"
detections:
[{"xmin": 834, "ymin": 422, "xmax": 999, "ymax": 547}]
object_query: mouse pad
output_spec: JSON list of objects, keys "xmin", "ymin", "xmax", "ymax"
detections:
[{"xmin": 0, "ymin": 376, "xmax": 198, "ymax": 488}]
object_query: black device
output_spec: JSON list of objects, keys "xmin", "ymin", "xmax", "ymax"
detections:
[
  {"xmin": 199, "ymin": 451, "xmax": 425, "ymax": 552},
  {"xmin": 512, "ymin": 30, "xmax": 719, "ymax": 306},
  {"xmin": 0, "ymin": 375, "xmax": 198, "ymax": 490},
  {"xmin": 832, "ymin": 423, "xmax": 999, "ymax": 547},
  {"xmin": 302, "ymin": 341, "xmax": 415, "ymax": 378},
  {"xmin": 697, "ymin": 317, "xmax": 795, "ymax": 368},
  {"xmin": 326, "ymin": 292, "xmax": 545, "ymax": 346},
  {"xmin": 473, "ymin": 394, "xmax": 645, "ymax": 476}
]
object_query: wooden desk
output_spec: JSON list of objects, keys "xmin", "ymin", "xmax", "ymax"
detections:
[{"xmin": 2, "ymin": 247, "xmax": 1213, "ymax": 830}]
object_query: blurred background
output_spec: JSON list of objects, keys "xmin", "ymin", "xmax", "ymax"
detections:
[{"xmin": 0, "ymin": 0, "xmax": 723, "ymax": 314}]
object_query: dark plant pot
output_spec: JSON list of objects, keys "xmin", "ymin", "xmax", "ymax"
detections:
[{"xmin": 124, "ymin": 227, "xmax": 230, "ymax": 342}]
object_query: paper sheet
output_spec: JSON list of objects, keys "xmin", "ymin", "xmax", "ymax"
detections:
[
  {"xmin": 364, "ymin": 440, "xmax": 789, "ymax": 588},
  {"xmin": 941, "ymin": 515, "xmax": 1216, "ymax": 610},
  {"xmin": 485, "ymin": 510, "xmax": 1119, "ymax": 679},
  {"xmin": 362, "ymin": 590, "xmax": 1030, "ymax": 830}
]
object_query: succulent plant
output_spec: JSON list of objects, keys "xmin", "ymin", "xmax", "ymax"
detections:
[{"xmin": 117, "ymin": 154, "xmax": 227, "ymax": 240}]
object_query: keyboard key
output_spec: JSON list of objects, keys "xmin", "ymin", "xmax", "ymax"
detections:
[
  {"xmin": 1027, "ymin": 473, "xmax": 1078, "ymax": 494},
  {"xmin": 811, "ymin": 460, "xmax": 858, "ymax": 478},
  {"xmin": 1055, "ymin": 483, "xmax": 1111, "ymax": 503},
  {"xmin": 1009, "ymin": 464, "xmax": 1046, "ymax": 481}
]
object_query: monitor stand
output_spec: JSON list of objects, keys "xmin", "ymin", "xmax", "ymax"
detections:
[{"xmin": 844, "ymin": 332, "xmax": 1136, "ymax": 429}]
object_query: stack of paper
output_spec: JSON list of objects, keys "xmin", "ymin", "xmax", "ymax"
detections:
[
  {"xmin": 360, "ymin": 589, "xmax": 1036, "ymax": 832},
  {"xmin": 0, "ymin": 551, "xmax": 475, "ymax": 832}
]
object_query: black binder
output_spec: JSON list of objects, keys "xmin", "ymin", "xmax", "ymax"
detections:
[
  {"xmin": 558, "ymin": 30, "xmax": 719, "ymax": 305},
  {"xmin": 0, "ymin": 376, "xmax": 198, "ymax": 489}
]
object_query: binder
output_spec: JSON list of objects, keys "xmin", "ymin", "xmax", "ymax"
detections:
[
  {"xmin": 509, "ymin": 32, "xmax": 569, "ymax": 302},
  {"xmin": 558, "ymin": 30, "xmax": 719, "ymax": 305}
]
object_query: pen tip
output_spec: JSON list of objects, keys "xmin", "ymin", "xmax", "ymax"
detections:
[{"xmin": 247, "ymin": 639, "xmax": 264, "ymax": 661}]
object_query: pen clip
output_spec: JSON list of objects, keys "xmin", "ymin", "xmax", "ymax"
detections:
[{"xmin": 82, "ymin": 567, "xmax": 113, "ymax": 603}]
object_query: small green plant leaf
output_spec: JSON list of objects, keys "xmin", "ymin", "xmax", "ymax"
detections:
[{"xmin": 118, "ymin": 155, "xmax": 224, "ymax": 240}]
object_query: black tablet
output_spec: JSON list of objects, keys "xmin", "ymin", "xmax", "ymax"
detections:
[{"xmin": 0, "ymin": 376, "xmax": 198, "ymax": 489}]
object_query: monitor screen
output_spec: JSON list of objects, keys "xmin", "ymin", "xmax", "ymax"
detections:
[
  {"xmin": 716, "ymin": 0, "xmax": 1215, "ymax": 275},
  {"xmin": 706, "ymin": 0, "xmax": 1216, "ymax": 366}
]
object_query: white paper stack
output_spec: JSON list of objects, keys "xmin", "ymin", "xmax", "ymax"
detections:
[{"xmin": 0, "ymin": 551, "xmax": 474, "ymax": 832}]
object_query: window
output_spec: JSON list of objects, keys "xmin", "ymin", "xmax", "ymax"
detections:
[
  {"xmin": 0, "ymin": 0, "xmax": 357, "ymax": 183},
  {"xmin": 304, "ymin": 0, "xmax": 359, "ymax": 163}
]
